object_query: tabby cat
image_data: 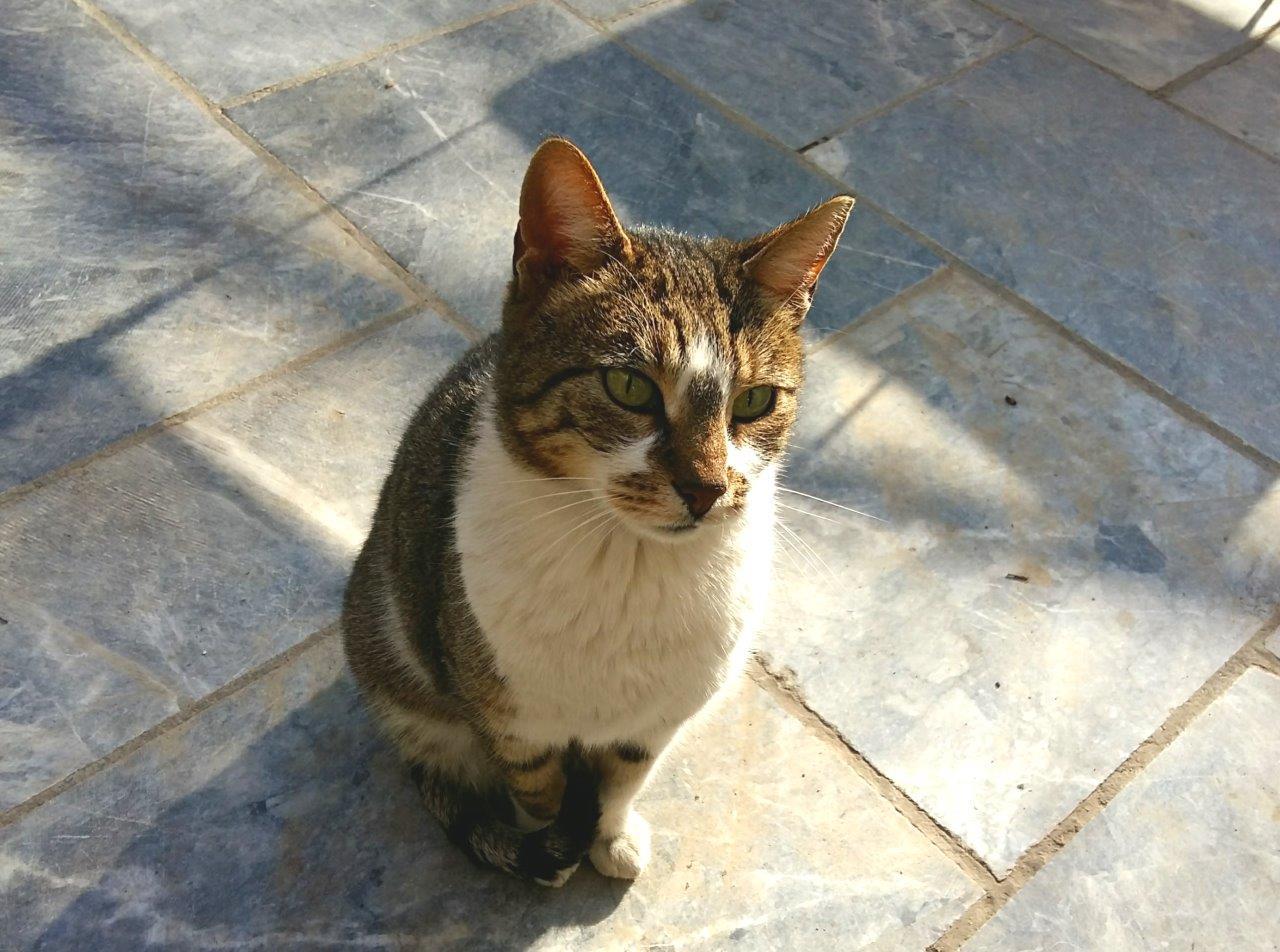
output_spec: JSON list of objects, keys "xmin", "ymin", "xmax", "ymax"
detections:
[{"xmin": 342, "ymin": 137, "xmax": 852, "ymax": 885}]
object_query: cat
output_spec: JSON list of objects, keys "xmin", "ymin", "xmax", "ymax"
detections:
[{"xmin": 342, "ymin": 137, "xmax": 852, "ymax": 886}]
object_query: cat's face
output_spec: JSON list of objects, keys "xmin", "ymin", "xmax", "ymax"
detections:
[{"xmin": 495, "ymin": 139, "xmax": 852, "ymax": 541}]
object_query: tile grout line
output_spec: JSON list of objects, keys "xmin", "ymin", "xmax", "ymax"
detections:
[
  {"xmin": 0, "ymin": 300, "xmax": 428, "ymax": 512},
  {"xmin": 218, "ymin": 0, "xmax": 538, "ymax": 109},
  {"xmin": 0, "ymin": 625, "xmax": 341, "ymax": 831},
  {"xmin": 927, "ymin": 608, "xmax": 1280, "ymax": 951},
  {"xmin": 748, "ymin": 655, "xmax": 1001, "ymax": 893},
  {"xmin": 805, "ymin": 264, "xmax": 958, "ymax": 357},
  {"xmin": 1152, "ymin": 21, "xmax": 1280, "ymax": 98},
  {"xmin": 597, "ymin": 0, "xmax": 682, "ymax": 26},
  {"xmin": 562, "ymin": 0, "xmax": 1280, "ymax": 476},
  {"xmin": 67, "ymin": 0, "xmax": 486, "ymax": 347},
  {"xmin": 797, "ymin": 33, "xmax": 1036, "ymax": 154},
  {"xmin": 961, "ymin": 0, "xmax": 1280, "ymax": 167}
]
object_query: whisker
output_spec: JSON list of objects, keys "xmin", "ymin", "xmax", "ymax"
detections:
[
  {"xmin": 490, "ymin": 476, "xmax": 596, "ymax": 486},
  {"xmin": 777, "ymin": 520, "xmax": 840, "ymax": 588},
  {"xmin": 542, "ymin": 506, "xmax": 615, "ymax": 556},
  {"xmin": 497, "ymin": 488, "xmax": 599, "ymax": 521},
  {"xmin": 522, "ymin": 494, "xmax": 602, "ymax": 527},
  {"xmin": 778, "ymin": 487, "xmax": 886, "ymax": 524},
  {"xmin": 776, "ymin": 501, "xmax": 844, "ymax": 527}
]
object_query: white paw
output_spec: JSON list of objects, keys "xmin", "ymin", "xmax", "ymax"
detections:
[
  {"xmin": 534, "ymin": 861, "xmax": 579, "ymax": 888},
  {"xmin": 589, "ymin": 813, "xmax": 651, "ymax": 879}
]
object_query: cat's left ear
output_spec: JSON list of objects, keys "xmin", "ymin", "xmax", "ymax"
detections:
[
  {"xmin": 743, "ymin": 196, "xmax": 854, "ymax": 317},
  {"xmin": 513, "ymin": 137, "xmax": 631, "ymax": 286}
]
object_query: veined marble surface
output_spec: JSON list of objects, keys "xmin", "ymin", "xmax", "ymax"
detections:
[
  {"xmin": 812, "ymin": 40, "xmax": 1280, "ymax": 462},
  {"xmin": 96, "ymin": 0, "xmax": 515, "ymax": 103},
  {"xmin": 0, "ymin": 0, "xmax": 410, "ymax": 494},
  {"xmin": 231, "ymin": 1, "xmax": 942, "ymax": 342},
  {"xmin": 983, "ymin": 0, "xmax": 1280, "ymax": 88},
  {"xmin": 967, "ymin": 668, "xmax": 1280, "ymax": 950},
  {"xmin": 0, "ymin": 638, "xmax": 979, "ymax": 949},
  {"xmin": 618, "ymin": 0, "xmax": 1025, "ymax": 147},
  {"xmin": 0, "ymin": 314, "xmax": 467, "ymax": 811},
  {"xmin": 1172, "ymin": 33, "xmax": 1280, "ymax": 160},
  {"xmin": 759, "ymin": 271, "xmax": 1279, "ymax": 873}
]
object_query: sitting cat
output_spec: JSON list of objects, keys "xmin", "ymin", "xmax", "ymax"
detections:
[{"xmin": 342, "ymin": 137, "xmax": 852, "ymax": 885}]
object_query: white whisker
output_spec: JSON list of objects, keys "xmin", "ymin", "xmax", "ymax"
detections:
[{"xmin": 778, "ymin": 487, "xmax": 886, "ymax": 523}]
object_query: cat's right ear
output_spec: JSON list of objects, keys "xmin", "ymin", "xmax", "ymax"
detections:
[{"xmin": 513, "ymin": 138, "xmax": 631, "ymax": 289}]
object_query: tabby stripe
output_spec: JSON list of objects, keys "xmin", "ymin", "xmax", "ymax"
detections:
[{"xmin": 511, "ymin": 367, "xmax": 594, "ymax": 406}]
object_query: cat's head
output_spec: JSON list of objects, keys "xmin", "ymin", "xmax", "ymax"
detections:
[{"xmin": 495, "ymin": 138, "xmax": 852, "ymax": 541}]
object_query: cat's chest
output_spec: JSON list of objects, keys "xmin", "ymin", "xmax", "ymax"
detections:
[{"xmin": 455, "ymin": 483, "xmax": 769, "ymax": 746}]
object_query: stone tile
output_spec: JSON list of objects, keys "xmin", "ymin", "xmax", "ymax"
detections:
[
  {"xmin": 1172, "ymin": 35, "xmax": 1280, "ymax": 160},
  {"xmin": 760, "ymin": 271, "xmax": 1279, "ymax": 874},
  {"xmin": 563, "ymin": 0, "xmax": 651, "ymax": 18},
  {"xmin": 618, "ymin": 0, "xmax": 1026, "ymax": 148},
  {"xmin": 984, "ymin": 0, "xmax": 1280, "ymax": 88},
  {"xmin": 0, "ymin": 638, "xmax": 979, "ymax": 949},
  {"xmin": 96, "ymin": 0, "xmax": 515, "ymax": 103},
  {"xmin": 231, "ymin": 1, "xmax": 941, "ymax": 342},
  {"xmin": 1267, "ymin": 629, "xmax": 1280, "ymax": 659},
  {"xmin": 0, "ymin": 314, "xmax": 468, "ymax": 811},
  {"xmin": 0, "ymin": 0, "xmax": 409, "ymax": 496},
  {"xmin": 811, "ymin": 40, "xmax": 1280, "ymax": 462},
  {"xmin": 967, "ymin": 668, "xmax": 1280, "ymax": 950}
]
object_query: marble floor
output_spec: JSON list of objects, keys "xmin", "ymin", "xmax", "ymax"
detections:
[{"xmin": 2, "ymin": 0, "xmax": 1277, "ymax": 949}]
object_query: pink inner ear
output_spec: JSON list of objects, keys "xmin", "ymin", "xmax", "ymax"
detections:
[
  {"xmin": 749, "ymin": 197, "xmax": 854, "ymax": 300},
  {"xmin": 518, "ymin": 139, "xmax": 629, "ymax": 273}
]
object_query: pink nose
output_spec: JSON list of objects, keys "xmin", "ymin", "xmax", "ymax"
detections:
[{"xmin": 674, "ymin": 481, "xmax": 727, "ymax": 519}]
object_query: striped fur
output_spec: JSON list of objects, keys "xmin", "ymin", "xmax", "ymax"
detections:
[{"xmin": 342, "ymin": 139, "xmax": 852, "ymax": 885}]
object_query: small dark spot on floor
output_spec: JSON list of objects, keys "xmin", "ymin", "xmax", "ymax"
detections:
[{"xmin": 1004, "ymin": 395, "xmax": 1018, "ymax": 406}]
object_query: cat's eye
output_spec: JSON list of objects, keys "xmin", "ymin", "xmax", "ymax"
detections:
[
  {"xmin": 602, "ymin": 368, "xmax": 660, "ymax": 412},
  {"xmin": 731, "ymin": 385, "xmax": 776, "ymax": 421}
]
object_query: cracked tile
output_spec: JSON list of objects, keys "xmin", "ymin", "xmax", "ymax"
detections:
[
  {"xmin": 0, "ymin": 639, "xmax": 979, "ymax": 948},
  {"xmin": 812, "ymin": 40, "xmax": 1280, "ymax": 461},
  {"xmin": 231, "ymin": 1, "xmax": 941, "ymax": 342},
  {"xmin": 968, "ymin": 668, "xmax": 1280, "ymax": 950},
  {"xmin": 0, "ymin": 0, "xmax": 410, "ymax": 494},
  {"xmin": 0, "ymin": 314, "xmax": 467, "ymax": 810},
  {"xmin": 617, "ymin": 0, "xmax": 1026, "ymax": 148},
  {"xmin": 760, "ymin": 271, "xmax": 1278, "ymax": 873}
]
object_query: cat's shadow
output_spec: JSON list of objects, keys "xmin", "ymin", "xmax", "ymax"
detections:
[{"xmin": 34, "ymin": 671, "xmax": 629, "ymax": 950}]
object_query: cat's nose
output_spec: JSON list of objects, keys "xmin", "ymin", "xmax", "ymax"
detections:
[{"xmin": 674, "ymin": 481, "xmax": 727, "ymax": 519}]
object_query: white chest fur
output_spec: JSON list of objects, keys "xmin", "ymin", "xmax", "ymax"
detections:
[{"xmin": 454, "ymin": 402, "xmax": 776, "ymax": 748}]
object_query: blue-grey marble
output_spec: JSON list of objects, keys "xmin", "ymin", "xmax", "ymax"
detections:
[
  {"xmin": 984, "ymin": 0, "xmax": 1280, "ymax": 88},
  {"xmin": 0, "ymin": 639, "xmax": 979, "ymax": 949},
  {"xmin": 0, "ymin": 0, "xmax": 411, "ymax": 495},
  {"xmin": 759, "ymin": 271, "xmax": 1279, "ymax": 873},
  {"xmin": 97, "ymin": 0, "xmax": 515, "ymax": 103},
  {"xmin": 1172, "ymin": 34, "xmax": 1280, "ymax": 160},
  {"xmin": 1267, "ymin": 629, "xmax": 1280, "ymax": 659},
  {"xmin": 968, "ymin": 668, "xmax": 1280, "ymax": 950},
  {"xmin": 811, "ymin": 40, "xmax": 1280, "ymax": 462},
  {"xmin": 562, "ymin": 0, "xmax": 652, "ymax": 19},
  {"xmin": 618, "ymin": 0, "xmax": 1026, "ymax": 147},
  {"xmin": 230, "ymin": 1, "xmax": 941, "ymax": 341},
  {"xmin": 0, "ymin": 313, "xmax": 467, "ymax": 811}
]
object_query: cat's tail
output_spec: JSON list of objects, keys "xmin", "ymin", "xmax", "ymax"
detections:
[{"xmin": 410, "ymin": 750, "xmax": 600, "ymax": 886}]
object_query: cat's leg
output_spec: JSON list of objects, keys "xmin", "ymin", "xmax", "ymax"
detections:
[
  {"xmin": 490, "ymin": 735, "xmax": 566, "ymax": 832},
  {"xmin": 588, "ymin": 733, "xmax": 673, "ymax": 879}
]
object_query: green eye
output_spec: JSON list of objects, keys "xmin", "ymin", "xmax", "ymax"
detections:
[
  {"xmin": 732, "ymin": 385, "xmax": 776, "ymax": 421},
  {"xmin": 603, "ymin": 368, "xmax": 659, "ymax": 411}
]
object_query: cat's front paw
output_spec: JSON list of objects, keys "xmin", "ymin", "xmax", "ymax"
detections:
[{"xmin": 589, "ymin": 812, "xmax": 651, "ymax": 879}]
